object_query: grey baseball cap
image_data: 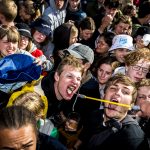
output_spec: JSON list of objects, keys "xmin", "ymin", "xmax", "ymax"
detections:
[{"xmin": 65, "ymin": 43, "xmax": 94, "ymax": 64}]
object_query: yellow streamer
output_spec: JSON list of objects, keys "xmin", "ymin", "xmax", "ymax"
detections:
[{"xmin": 83, "ymin": 95, "xmax": 131, "ymax": 108}]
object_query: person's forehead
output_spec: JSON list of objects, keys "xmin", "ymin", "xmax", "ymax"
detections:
[
  {"xmin": 110, "ymin": 82, "xmax": 133, "ymax": 90},
  {"xmin": 138, "ymin": 86, "xmax": 150, "ymax": 92},
  {"xmin": 0, "ymin": 125, "xmax": 36, "ymax": 147},
  {"xmin": 136, "ymin": 59, "xmax": 150, "ymax": 66},
  {"xmin": 61, "ymin": 65, "xmax": 82, "ymax": 73},
  {"xmin": 82, "ymin": 29, "xmax": 94, "ymax": 33}
]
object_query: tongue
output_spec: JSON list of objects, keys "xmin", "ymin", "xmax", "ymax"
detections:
[{"xmin": 109, "ymin": 104, "xmax": 117, "ymax": 110}]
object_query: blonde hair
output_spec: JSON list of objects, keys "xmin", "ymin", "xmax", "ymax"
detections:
[
  {"xmin": 137, "ymin": 79, "xmax": 150, "ymax": 88},
  {"xmin": 125, "ymin": 48, "xmax": 150, "ymax": 66},
  {"xmin": 8, "ymin": 91, "xmax": 48, "ymax": 119},
  {"xmin": 56, "ymin": 55, "xmax": 84, "ymax": 76}
]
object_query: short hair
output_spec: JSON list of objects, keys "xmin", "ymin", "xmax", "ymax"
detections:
[
  {"xmin": 0, "ymin": 0, "xmax": 17, "ymax": 22},
  {"xmin": 8, "ymin": 91, "xmax": 48, "ymax": 119},
  {"xmin": 104, "ymin": 0, "xmax": 121, "ymax": 9},
  {"xmin": 122, "ymin": 3, "xmax": 136, "ymax": 16},
  {"xmin": 137, "ymin": 79, "xmax": 150, "ymax": 88},
  {"xmin": 56, "ymin": 55, "xmax": 84, "ymax": 76},
  {"xmin": 79, "ymin": 17, "xmax": 95, "ymax": 31},
  {"xmin": 0, "ymin": 25, "xmax": 20, "ymax": 43},
  {"xmin": 0, "ymin": 106, "xmax": 37, "ymax": 136},
  {"xmin": 19, "ymin": 0, "xmax": 41, "ymax": 21},
  {"xmin": 104, "ymin": 74, "xmax": 137, "ymax": 103},
  {"xmin": 112, "ymin": 15, "xmax": 132, "ymax": 30},
  {"xmin": 101, "ymin": 31, "xmax": 116, "ymax": 47},
  {"xmin": 97, "ymin": 56, "xmax": 120, "ymax": 72},
  {"xmin": 124, "ymin": 48, "xmax": 150, "ymax": 66}
]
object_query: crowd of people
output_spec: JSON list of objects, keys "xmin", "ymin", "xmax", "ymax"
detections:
[{"xmin": 0, "ymin": 0, "xmax": 150, "ymax": 150}]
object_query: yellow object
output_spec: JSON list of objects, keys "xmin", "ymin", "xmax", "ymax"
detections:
[
  {"xmin": 7, "ymin": 76, "xmax": 48, "ymax": 118},
  {"xmin": 84, "ymin": 95, "xmax": 131, "ymax": 108}
]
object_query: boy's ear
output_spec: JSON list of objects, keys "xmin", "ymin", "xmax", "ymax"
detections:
[{"xmin": 54, "ymin": 72, "xmax": 59, "ymax": 81}]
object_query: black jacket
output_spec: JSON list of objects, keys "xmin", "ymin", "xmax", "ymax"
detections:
[
  {"xmin": 41, "ymin": 72, "xmax": 67, "ymax": 125},
  {"xmin": 79, "ymin": 110, "xmax": 149, "ymax": 150}
]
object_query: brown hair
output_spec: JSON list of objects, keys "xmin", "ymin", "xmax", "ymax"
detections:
[
  {"xmin": 79, "ymin": 17, "xmax": 95, "ymax": 31},
  {"xmin": 0, "ymin": 0, "xmax": 17, "ymax": 22},
  {"xmin": 112, "ymin": 15, "xmax": 132, "ymax": 30},
  {"xmin": 105, "ymin": 74, "xmax": 137, "ymax": 103},
  {"xmin": 0, "ymin": 25, "xmax": 20, "ymax": 43}
]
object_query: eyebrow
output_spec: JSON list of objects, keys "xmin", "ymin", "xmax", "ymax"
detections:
[
  {"xmin": 1, "ymin": 141, "xmax": 34, "ymax": 150},
  {"xmin": 113, "ymin": 84, "xmax": 131, "ymax": 90}
]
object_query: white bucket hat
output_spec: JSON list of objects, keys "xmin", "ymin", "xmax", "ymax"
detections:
[
  {"xmin": 109, "ymin": 34, "xmax": 134, "ymax": 52},
  {"xmin": 142, "ymin": 34, "xmax": 150, "ymax": 46}
]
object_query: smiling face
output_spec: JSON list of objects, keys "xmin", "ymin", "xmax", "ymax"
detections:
[
  {"xmin": 54, "ymin": 65, "xmax": 82, "ymax": 100},
  {"xmin": 104, "ymin": 82, "xmax": 134, "ymax": 121},
  {"xmin": 97, "ymin": 64, "xmax": 113, "ymax": 85},
  {"xmin": 19, "ymin": 35, "xmax": 29, "ymax": 50},
  {"xmin": 0, "ymin": 125, "xmax": 37, "ymax": 150},
  {"xmin": 126, "ymin": 59, "xmax": 150, "ymax": 83},
  {"xmin": 114, "ymin": 48, "xmax": 130, "ymax": 63},
  {"xmin": 0, "ymin": 35, "xmax": 18, "ymax": 57}
]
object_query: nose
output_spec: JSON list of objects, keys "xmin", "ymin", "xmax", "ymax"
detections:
[
  {"xmin": 72, "ymin": 77, "xmax": 79, "ymax": 85},
  {"xmin": 101, "ymin": 72, "xmax": 106, "ymax": 78},
  {"xmin": 137, "ymin": 68, "xmax": 143, "ymax": 75},
  {"xmin": 8, "ymin": 42, "xmax": 13, "ymax": 48},
  {"xmin": 114, "ymin": 88, "xmax": 121, "ymax": 96}
]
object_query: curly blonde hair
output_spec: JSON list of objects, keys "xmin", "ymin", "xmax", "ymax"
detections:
[{"xmin": 124, "ymin": 48, "xmax": 150, "ymax": 66}]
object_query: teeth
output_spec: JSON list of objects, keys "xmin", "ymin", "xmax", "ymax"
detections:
[
  {"xmin": 111, "ymin": 99, "xmax": 118, "ymax": 102},
  {"xmin": 67, "ymin": 86, "xmax": 75, "ymax": 95}
]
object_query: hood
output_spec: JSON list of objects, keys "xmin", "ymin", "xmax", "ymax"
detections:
[
  {"xmin": 50, "ymin": 0, "xmax": 68, "ymax": 11},
  {"xmin": 53, "ymin": 23, "xmax": 73, "ymax": 50}
]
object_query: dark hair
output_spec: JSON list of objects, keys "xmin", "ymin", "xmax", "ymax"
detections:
[
  {"xmin": 138, "ymin": 1, "xmax": 150, "ymax": 18},
  {"xmin": 79, "ymin": 17, "xmax": 95, "ymax": 31},
  {"xmin": 0, "ymin": 106, "xmax": 37, "ymax": 136},
  {"xmin": 101, "ymin": 31, "xmax": 116, "ymax": 47},
  {"xmin": 104, "ymin": 0, "xmax": 121, "ymax": 9},
  {"xmin": 94, "ymin": 56, "xmax": 120, "ymax": 76},
  {"xmin": 122, "ymin": 3, "xmax": 136, "ymax": 16}
]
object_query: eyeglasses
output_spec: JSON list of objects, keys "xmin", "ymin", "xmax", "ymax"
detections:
[{"xmin": 132, "ymin": 65, "xmax": 149, "ymax": 74}]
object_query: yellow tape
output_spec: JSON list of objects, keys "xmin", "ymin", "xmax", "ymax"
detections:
[{"xmin": 85, "ymin": 96, "xmax": 131, "ymax": 108}]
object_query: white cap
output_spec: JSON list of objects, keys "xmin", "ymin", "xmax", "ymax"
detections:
[
  {"xmin": 109, "ymin": 34, "xmax": 134, "ymax": 52},
  {"xmin": 142, "ymin": 34, "xmax": 150, "ymax": 46}
]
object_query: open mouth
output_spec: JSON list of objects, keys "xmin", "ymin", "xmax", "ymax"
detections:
[
  {"xmin": 67, "ymin": 85, "xmax": 76, "ymax": 95},
  {"xmin": 108, "ymin": 98, "xmax": 118, "ymax": 110}
]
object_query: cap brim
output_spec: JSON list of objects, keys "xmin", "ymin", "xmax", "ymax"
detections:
[{"xmin": 66, "ymin": 49, "xmax": 84, "ymax": 60}]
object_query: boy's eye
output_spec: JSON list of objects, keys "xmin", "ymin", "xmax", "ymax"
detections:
[{"xmin": 122, "ymin": 90, "xmax": 130, "ymax": 95}]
